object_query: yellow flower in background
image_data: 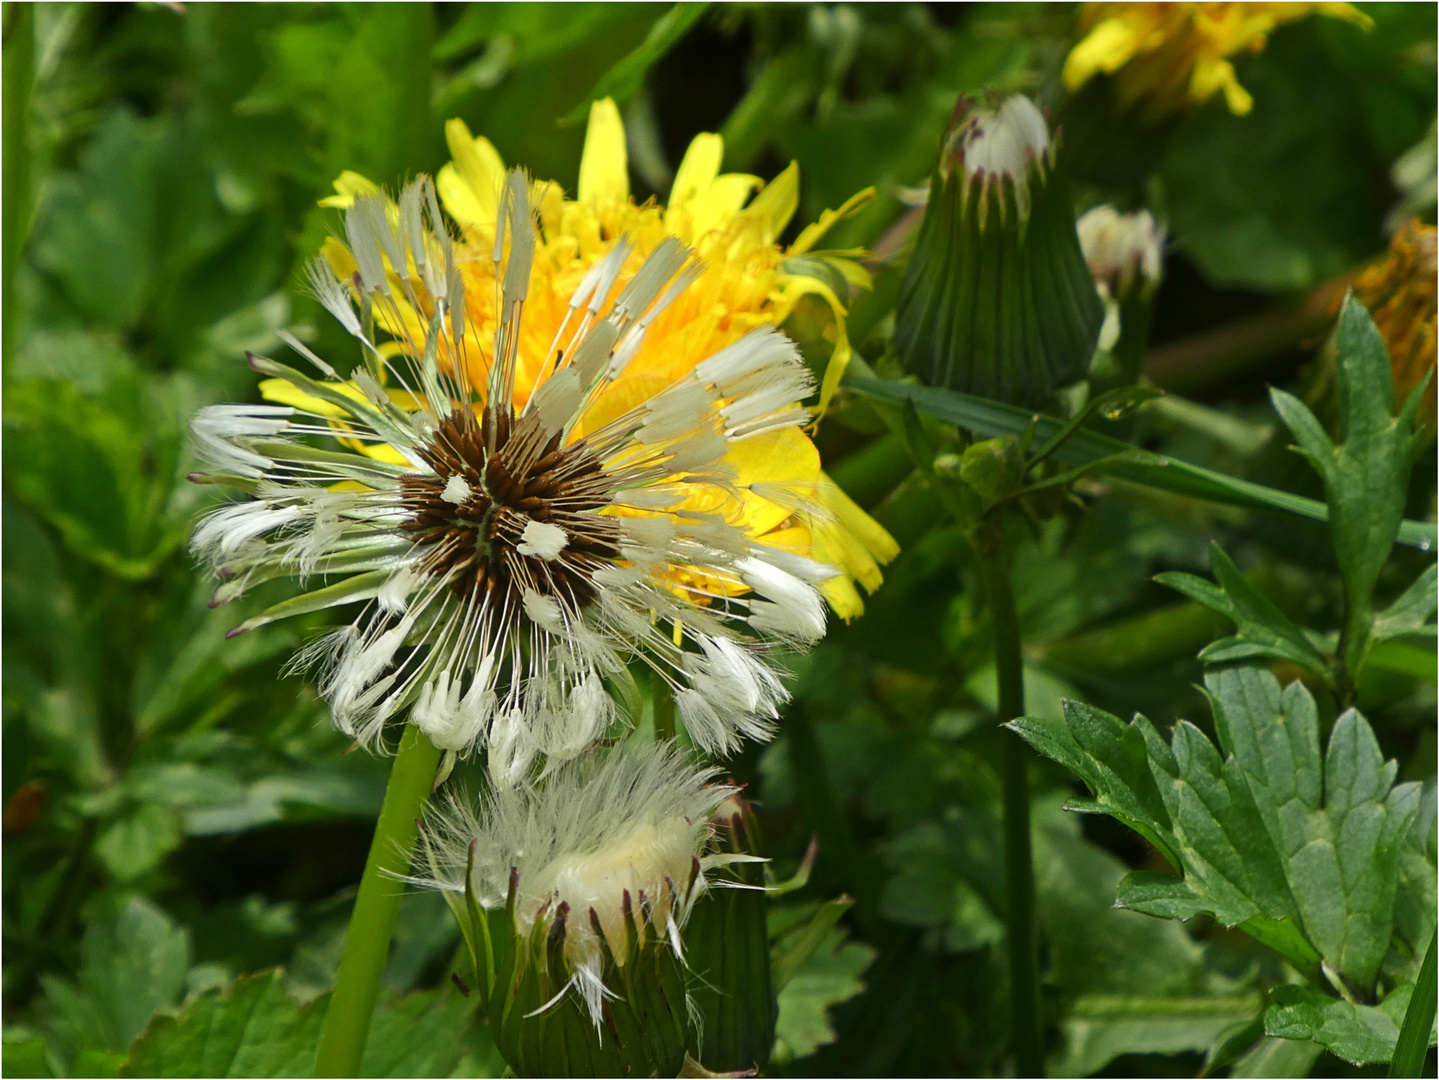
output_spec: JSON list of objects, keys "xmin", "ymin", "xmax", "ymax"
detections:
[
  {"xmin": 1063, "ymin": 2, "xmax": 1372, "ymax": 120},
  {"xmin": 306, "ymin": 99, "xmax": 897, "ymax": 621}
]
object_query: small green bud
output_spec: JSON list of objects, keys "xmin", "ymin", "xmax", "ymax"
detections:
[{"xmin": 895, "ymin": 94, "xmax": 1105, "ymax": 406}]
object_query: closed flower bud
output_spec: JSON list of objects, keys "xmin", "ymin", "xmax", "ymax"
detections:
[
  {"xmin": 894, "ymin": 94, "xmax": 1105, "ymax": 407},
  {"xmin": 1077, "ymin": 205, "xmax": 1166, "ymax": 383}
]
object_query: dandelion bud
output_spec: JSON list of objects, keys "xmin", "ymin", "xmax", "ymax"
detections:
[
  {"xmin": 894, "ymin": 94, "xmax": 1105, "ymax": 407},
  {"xmin": 420, "ymin": 745, "xmax": 735, "ymax": 1077},
  {"xmin": 1077, "ymin": 205, "xmax": 1165, "ymax": 384}
]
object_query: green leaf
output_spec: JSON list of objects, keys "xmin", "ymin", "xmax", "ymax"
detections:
[
  {"xmin": 43, "ymin": 899, "xmax": 190, "ymax": 1061},
  {"xmin": 771, "ymin": 898, "xmax": 856, "ymax": 992},
  {"xmin": 1157, "ymin": 543, "xmax": 1327, "ymax": 674},
  {"xmin": 1055, "ymin": 994, "xmax": 1263, "ymax": 1079},
  {"xmin": 2, "ymin": 1037, "xmax": 53, "ymax": 1079},
  {"xmin": 769, "ymin": 923, "xmax": 875, "ymax": 1065},
  {"xmin": 1231, "ymin": 1035, "xmax": 1325, "ymax": 1078},
  {"xmin": 3, "ymin": 372, "xmax": 192, "ymax": 581},
  {"xmin": 1207, "ymin": 663, "xmax": 1419, "ymax": 993},
  {"xmin": 1270, "ymin": 296, "xmax": 1433, "ymax": 684},
  {"xmin": 122, "ymin": 972, "xmax": 322, "ymax": 1078},
  {"xmin": 1160, "ymin": 22, "xmax": 1384, "ymax": 292},
  {"xmin": 94, "ymin": 804, "xmax": 184, "ymax": 881},
  {"xmin": 1015, "ymin": 664, "xmax": 1421, "ymax": 988},
  {"xmin": 560, "ymin": 3, "xmax": 710, "ymax": 124},
  {"xmin": 1008, "ymin": 701, "xmax": 1178, "ymax": 869},
  {"xmin": 122, "ymin": 971, "xmax": 481, "ymax": 1078},
  {"xmin": 846, "ymin": 377, "xmax": 1438, "ymax": 550},
  {"xmin": 1374, "ymin": 564, "xmax": 1438, "ymax": 643},
  {"xmin": 1265, "ymin": 983, "xmax": 1433, "ymax": 1066},
  {"xmin": 1116, "ymin": 872, "xmax": 1212, "ymax": 921}
]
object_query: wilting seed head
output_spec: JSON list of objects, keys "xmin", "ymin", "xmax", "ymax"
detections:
[
  {"xmin": 191, "ymin": 169, "xmax": 839, "ymax": 777},
  {"xmin": 419, "ymin": 744, "xmax": 744, "ymax": 1025}
]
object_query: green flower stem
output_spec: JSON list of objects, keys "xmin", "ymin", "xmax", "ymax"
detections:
[
  {"xmin": 976, "ymin": 526, "xmax": 1043, "ymax": 1078},
  {"xmin": 315, "ymin": 724, "xmax": 442, "ymax": 1078}
]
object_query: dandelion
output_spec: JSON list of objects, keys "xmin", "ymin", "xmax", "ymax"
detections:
[
  {"xmin": 894, "ymin": 94, "xmax": 1104, "ymax": 405},
  {"xmin": 314, "ymin": 99, "xmax": 898, "ymax": 622},
  {"xmin": 418, "ymin": 743, "xmax": 744, "ymax": 1075},
  {"xmin": 1063, "ymin": 2, "xmax": 1372, "ymax": 121},
  {"xmin": 191, "ymin": 168, "xmax": 843, "ymax": 773}
]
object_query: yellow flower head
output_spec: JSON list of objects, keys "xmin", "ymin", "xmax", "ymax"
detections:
[
  {"xmin": 306, "ymin": 100, "xmax": 896, "ymax": 622},
  {"xmin": 1063, "ymin": 2, "xmax": 1372, "ymax": 120}
]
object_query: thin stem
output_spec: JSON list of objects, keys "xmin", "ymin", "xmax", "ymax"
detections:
[
  {"xmin": 315, "ymin": 724, "xmax": 442, "ymax": 1078},
  {"xmin": 977, "ymin": 524, "xmax": 1043, "ymax": 1078}
]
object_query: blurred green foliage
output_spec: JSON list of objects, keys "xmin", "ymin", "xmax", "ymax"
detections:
[{"xmin": 2, "ymin": 2, "xmax": 1435, "ymax": 1077}]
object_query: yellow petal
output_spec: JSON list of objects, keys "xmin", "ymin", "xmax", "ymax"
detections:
[
  {"xmin": 788, "ymin": 186, "xmax": 876, "ymax": 256},
  {"xmin": 578, "ymin": 97, "xmax": 630, "ymax": 207},
  {"xmin": 692, "ymin": 173, "xmax": 762, "ymax": 238},
  {"xmin": 773, "ymin": 272, "xmax": 853, "ymax": 418},
  {"xmin": 1063, "ymin": 17, "xmax": 1142, "ymax": 91},
  {"xmin": 808, "ymin": 474, "xmax": 899, "ymax": 620},
  {"xmin": 747, "ymin": 161, "xmax": 800, "ymax": 244},
  {"xmin": 821, "ymin": 473, "xmax": 899, "ymax": 568},
  {"xmin": 436, "ymin": 163, "xmax": 484, "ymax": 232},
  {"xmin": 322, "ymin": 236, "xmax": 359, "ymax": 281},
  {"xmin": 443, "ymin": 118, "xmax": 505, "ymax": 227},
  {"xmin": 821, "ymin": 574, "xmax": 866, "ymax": 622},
  {"xmin": 666, "ymin": 132, "xmax": 724, "ymax": 235},
  {"xmin": 318, "ymin": 170, "xmax": 381, "ymax": 210}
]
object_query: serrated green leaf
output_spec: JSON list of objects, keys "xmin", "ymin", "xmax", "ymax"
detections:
[
  {"xmin": 1008, "ymin": 702, "xmax": 1177, "ymax": 867},
  {"xmin": 1265, "ymin": 983, "xmax": 1432, "ymax": 1066},
  {"xmin": 846, "ymin": 377, "xmax": 1437, "ymax": 549},
  {"xmin": 1158, "ymin": 544, "xmax": 1327, "ymax": 673},
  {"xmin": 1205, "ymin": 665, "xmax": 1418, "ymax": 993},
  {"xmin": 1116, "ymin": 872, "xmax": 1212, "ymax": 920},
  {"xmin": 769, "ymin": 925, "xmax": 874, "ymax": 1065},
  {"xmin": 1016, "ymin": 664, "xmax": 1421, "ymax": 986}
]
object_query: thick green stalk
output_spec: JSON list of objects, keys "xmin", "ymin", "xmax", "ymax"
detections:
[
  {"xmin": 977, "ymin": 527, "xmax": 1043, "ymax": 1078},
  {"xmin": 315, "ymin": 725, "xmax": 442, "ymax": 1077}
]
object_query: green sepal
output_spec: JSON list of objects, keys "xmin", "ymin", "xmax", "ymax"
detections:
[{"xmin": 685, "ymin": 801, "xmax": 777, "ymax": 1074}]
